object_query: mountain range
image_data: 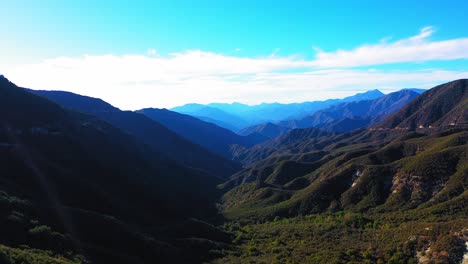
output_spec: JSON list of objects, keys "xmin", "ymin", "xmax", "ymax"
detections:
[
  {"xmin": 239, "ymin": 89, "xmax": 423, "ymax": 138},
  {"xmin": 171, "ymin": 89, "xmax": 386, "ymax": 132},
  {"xmin": 136, "ymin": 108, "xmax": 267, "ymax": 158},
  {"xmin": 0, "ymin": 75, "xmax": 466, "ymax": 264},
  {"xmin": 28, "ymin": 89, "xmax": 240, "ymax": 178},
  {"xmin": 280, "ymin": 89, "xmax": 422, "ymax": 132},
  {"xmin": 220, "ymin": 79, "xmax": 467, "ymax": 220}
]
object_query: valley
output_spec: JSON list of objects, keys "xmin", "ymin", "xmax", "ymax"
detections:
[{"xmin": 0, "ymin": 75, "xmax": 466, "ymax": 263}]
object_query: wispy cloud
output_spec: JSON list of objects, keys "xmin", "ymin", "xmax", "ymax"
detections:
[
  {"xmin": 2, "ymin": 27, "xmax": 467, "ymax": 109},
  {"xmin": 311, "ymin": 26, "xmax": 468, "ymax": 67}
]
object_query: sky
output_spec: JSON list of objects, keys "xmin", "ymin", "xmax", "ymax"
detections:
[{"xmin": 1, "ymin": 0, "xmax": 467, "ymax": 110}]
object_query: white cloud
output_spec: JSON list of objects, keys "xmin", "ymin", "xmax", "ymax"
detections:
[
  {"xmin": 311, "ymin": 26, "xmax": 468, "ymax": 67},
  {"xmin": 1, "ymin": 27, "xmax": 467, "ymax": 109}
]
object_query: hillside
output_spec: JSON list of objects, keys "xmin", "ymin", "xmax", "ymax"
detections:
[
  {"xmin": 219, "ymin": 128, "xmax": 468, "ymax": 263},
  {"xmin": 221, "ymin": 81, "xmax": 467, "ymax": 218},
  {"xmin": 217, "ymin": 80, "xmax": 468, "ymax": 263},
  {"xmin": 376, "ymin": 79, "xmax": 468, "ymax": 129},
  {"xmin": 0, "ymin": 76, "xmax": 232, "ymax": 263},
  {"xmin": 28, "ymin": 89, "xmax": 240, "ymax": 178},
  {"xmin": 136, "ymin": 108, "xmax": 267, "ymax": 158},
  {"xmin": 230, "ymin": 127, "xmax": 331, "ymax": 165},
  {"xmin": 238, "ymin": 122, "xmax": 291, "ymax": 139}
]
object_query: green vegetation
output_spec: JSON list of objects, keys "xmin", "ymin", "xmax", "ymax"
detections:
[
  {"xmin": 220, "ymin": 130, "xmax": 467, "ymax": 221},
  {"xmin": 216, "ymin": 128, "xmax": 467, "ymax": 264},
  {"xmin": 214, "ymin": 210, "xmax": 467, "ymax": 264},
  {"xmin": 0, "ymin": 244, "xmax": 83, "ymax": 264},
  {"xmin": 0, "ymin": 75, "xmax": 466, "ymax": 263}
]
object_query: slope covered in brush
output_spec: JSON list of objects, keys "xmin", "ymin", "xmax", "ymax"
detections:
[
  {"xmin": 221, "ymin": 79, "xmax": 468, "ymax": 219},
  {"xmin": 376, "ymin": 79, "xmax": 468, "ymax": 129},
  {"xmin": 230, "ymin": 127, "xmax": 331, "ymax": 165}
]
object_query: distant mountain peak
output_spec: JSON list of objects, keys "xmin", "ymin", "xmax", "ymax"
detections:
[
  {"xmin": 341, "ymin": 89, "xmax": 385, "ymax": 103},
  {"xmin": 368, "ymin": 89, "xmax": 382, "ymax": 93},
  {"xmin": 360, "ymin": 89, "xmax": 383, "ymax": 94},
  {"xmin": 399, "ymin": 88, "xmax": 427, "ymax": 94}
]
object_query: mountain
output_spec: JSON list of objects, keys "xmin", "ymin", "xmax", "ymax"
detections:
[
  {"xmin": 282, "ymin": 89, "xmax": 420, "ymax": 132},
  {"xmin": 376, "ymin": 79, "xmax": 468, "ymax": 129},
  {"xmin": 217, "ymin": 80, "xmax": 467, "ymax": 263},
  {"xmin": 340, "ymin": 89, "xmax": 385, "ymax": 101},
  {"xmin": 402, "ymin": 88, "xmax": 427, "ymax": 94},
  {"xmin": 218, "ymin": 128, "xmax": 467, "ymax": 263},
  {"xmin": 171, "ymin": 104, "xmax": 249, "ymax": 131},
  {"xmin": 136, "ymin": 108, "xmax": 267, "ymax": 158},
  {"xmin": 28, "ymin": 90, "xmax": 240, "ymax": 178},
  {"xmin": 238, "ymin": 122, "xmax": 292, "ymax": 139},
  {"xmin": 2, "ymin": 74, "xmax": 466, "ymax": 264},
  {"xmin": 171, "ymin": 90, "xmax": 385, "ymax": 131},
  {"xmin": 0, "ymin": 76, "xmax": 232, "ymax": 263}
]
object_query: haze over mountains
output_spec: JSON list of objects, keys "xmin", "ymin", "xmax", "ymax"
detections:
[
  {"xmin": 171, "ymin": 89, "xmax": 386, "ymax": 132},
  {"xmin": 0, "ymin": 74, "xmax": 466, "ymax": 264},
  {"xmin": 29, "ymin": 87, "xmax": 426, "ymax": 160},
  {"xmin": 278, "ymin": 89, "xmax": 422, "ymax": 132}
]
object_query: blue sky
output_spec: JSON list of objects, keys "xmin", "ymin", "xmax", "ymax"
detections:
[{"xmin": 1, "ymin": 0, "xmax": 467, "ymax": 109}]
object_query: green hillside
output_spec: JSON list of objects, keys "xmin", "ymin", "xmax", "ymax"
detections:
[{"xmin": 215, "ymin": 80, "xmax": 468, "ymax": 263}]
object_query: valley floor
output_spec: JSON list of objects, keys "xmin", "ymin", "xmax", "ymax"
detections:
[{"xmin": 212, "ymin": 209, "xmax": 468, "ymax": 264}]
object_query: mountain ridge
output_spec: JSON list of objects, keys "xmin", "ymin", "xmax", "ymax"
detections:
[
  {"xmin": 376, "ymin": 79, "xmax": 467, "ymax": 129},
  {"xmin": 283, "ymin": 89, "xmax": 421, "ymax": 132},
  {"xmin": 27, "ymin": 89, "xmax": 240, "ymax": 178},
  {"xmin": 171, "ymin": 89, "xmax": 386, "ymax": 131},
  {"xmin": 136, "ymin": 107, "xmax": 268, "ymax": 158}
]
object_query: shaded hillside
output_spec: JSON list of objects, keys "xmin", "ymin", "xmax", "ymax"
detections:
[
  {"xmin": 0, "ymin": 76, "xmax": 232, "ymax": 263},
  {"xmin": 136, "ymin": 108, "xmax": 267, "ymax": 158},
  {"xmin": 28, "ymin": 90, "xmax": 240, "ymax": 178},
  {"xmin": 231, "ymin": 127, "xmax": 331, "ymax": 165},
  {"xmin": 280, "ymin": 89, "xmax": 420, "ymax": 132},
  {"xmin": 238, "ymin": 122, "xmax": 291, "ymax": 139},
  {"xmin": 376, "ymin": 79, "xmax": 468, "ymax": 129}
]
